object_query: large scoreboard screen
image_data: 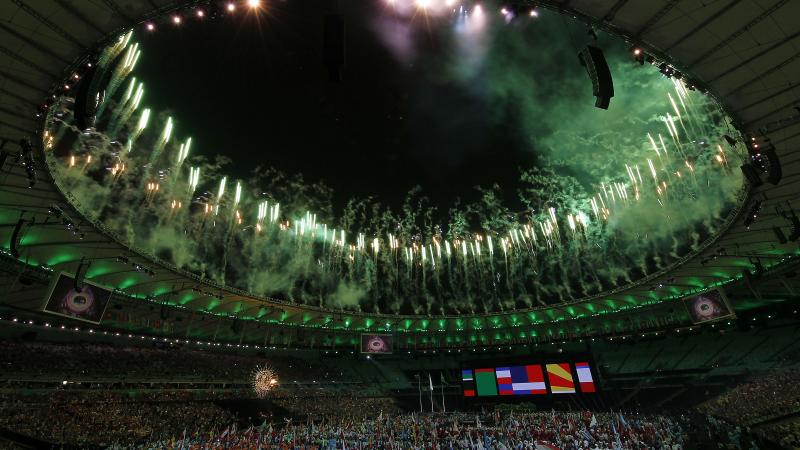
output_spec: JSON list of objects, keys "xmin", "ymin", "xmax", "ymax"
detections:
[
  {"xmin": 43, "ymin": 273, "xmax": 113, "ymax": 324},
  {"xmin": 462, "ymin": 361, "xmax": 597, "ymax": 397},
  {"xmin": 683, "ymin": 288, "xmax": 734, "ymax": 324}
]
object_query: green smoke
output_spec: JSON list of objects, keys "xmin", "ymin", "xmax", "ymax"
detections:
[{"xmin": 47, "ymin": 11, "xmax": 744, "ymax": 316}]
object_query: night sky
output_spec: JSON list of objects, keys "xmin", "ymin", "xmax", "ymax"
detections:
[{"xmin": 136, "ymin": 0, "xmax": 537, "ymax": 215}]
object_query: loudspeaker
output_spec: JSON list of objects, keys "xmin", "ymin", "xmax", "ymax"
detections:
[
  {"xmin": 160, "ymin": 304, "xmax": 170, "ymax": 320},
  {"xmin": 789, "ymin": 221, "xmax": 800, "ymax": 242},
  {"xmin": 578, "ymin": 45, "xmax": 614, "ymax": 109},
  {"xmin": 74, "ymin": 257, "xmax": 90, "ymax": 292},
  {"xmin": 9, "ymin": 219, "xmax": 24, "ymax": 258},
  {"xmin": 323, "ymin": 14, "xmax": 345, "ymax": 82},
  {"xmin": 762, "ymin": 147, "xmax": 782, "ymax": 185},
  {"xmin": 740, "ymin": 163, "xmax": 763, "ymax": 187}
]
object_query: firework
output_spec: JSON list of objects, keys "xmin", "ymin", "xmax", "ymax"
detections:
[
  {"xmin": 188, "ymin": 166, "xmax": 200, "ymax": 192},
  {"xmin": 123, "ymin": 77, "xmax": 136, "ymax": 103},
  {"xmin": 136, "ymin": 108, "xmax": 150, "ymax": 133},
  {"xmin": 44, "ymin": 18, "xmax": 746, "ymax": 316},
  {"xmin": 252, "ymin": 366, "xmax": 278, "ymax": 398},
  {"xmin": 162, "ymin": 117, "xmax": 173, "ymax": 144},
  {"xmin": 131, "ymin": 83, "xmax": 144, "ymax": 110}
]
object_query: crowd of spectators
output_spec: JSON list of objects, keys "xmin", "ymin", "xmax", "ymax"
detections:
[
  {"xmin": 0, "ymin": 387, "xmax": 689, "ymax": 449},
  {"xmin": 3, "ymin": 340, "xmax": 800, "ymax": 448},
  {"xmin": 130, "ymin": 410, "xmax": 686, "ymax": 450},
  {"xmin": 268, "ymin": 389, "xmax": 401, "ymax": 421},
  {"xmin": 0, "ymin": 390, "xmax": 235, "ymax": 448},
  {"xmin": 0, "ymin": 388, "xmax": 400, "ymax": 447},
  {"xmin": 684, "ymin": 414, "xmax": 765, "ymax": 450},
  {"xmin": 0, "ymin": 341, "xmax": 331, "ymax": 383},
  {"xmin": 756, "ymin": 419, "xmax": 800, "ymax": 449},
  {"xmin": 699, "ymin": 369, "xmax": 800, "ymax": 425},
  {"xmin": 696, "ymin": 369, "xmax": 800, "ymax": 449}
]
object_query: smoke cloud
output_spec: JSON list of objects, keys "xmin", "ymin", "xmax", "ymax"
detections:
[{"xmin": 48, "ymin": 10, "xmax": 745, "ymax": 316}]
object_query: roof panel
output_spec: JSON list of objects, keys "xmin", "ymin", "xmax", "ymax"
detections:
[
  {"xmin": 671, "ymin": 2, "xmax": 771, "ymax": 66},
  {"xmin": 6, "ymin": 2, "xmax": 83, "ymax": 57},
  {"xmin": 607, "ymin": 2, "xmax": 667, "ymax": 34}
]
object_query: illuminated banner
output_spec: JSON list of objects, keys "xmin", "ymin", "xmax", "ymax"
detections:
[
  {"xmin": 683, "ymin": 288, "xmax": 734, "ymax": 324},
  {"xmin": 360, "ymin": 334, "xmax": 393, "ymax": 354},
  {"xmin": 43, "ymin": 273, "xmax": 113, "ymax": 324},
  {"xmin": 462, "ymin": 362, "xmax": 596, "ymax": 397}
]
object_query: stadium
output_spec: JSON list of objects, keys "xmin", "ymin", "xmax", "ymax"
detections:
[{"xmin": 0, "ymin": 0, "xmax": 798, "ymax": 448}]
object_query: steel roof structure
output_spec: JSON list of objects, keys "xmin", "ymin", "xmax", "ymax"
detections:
[{"xmin": 0, "ymin": 0, "xmax": 798, "ymax": 348}]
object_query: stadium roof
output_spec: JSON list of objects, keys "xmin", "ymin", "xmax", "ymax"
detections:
[{"xmin": 0, "ymin": 0, "xmax": 798, "ymax": 345}]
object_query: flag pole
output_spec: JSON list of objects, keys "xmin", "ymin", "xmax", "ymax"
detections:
[
  {"xmin": 441, "ymin": 371, "xmax": 446, "ymax": 413},
  {"xmin": 418, "ymin": 374, "xmax": 423, "ymax": 413},
  {"xmin": 428, "ymin": 372, "xmax": 434, "ymax": 412}
]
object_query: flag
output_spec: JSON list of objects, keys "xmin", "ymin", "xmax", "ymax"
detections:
[
  {"xmin": 618, "ymin": 412, "xmax": 628, "ymax": 430},
  {"xmin": 462, "ymin": 369, "xmax": 476, "ymax": 397},
  {"xmin": 474, "ymin": 368, "xmax": 498, "ymax": 396},
  {"xmin": 545, "ymin": 363, "xmax": 576, "ymax": 394},
  {"xmin": 509, "ymin": 365, "xmax": 546, "ymax": 395},
  {"xmin": 612, "ymin": 422, "xmax": 623, "ymax": 450},
  {"xmin": 495, "ymin": 367, "xmax": 513, "ymax": 395},
  {"xmin": 575, "ymin": 362, "xmax": 597, "ymax": 393},
  {"xmin": 590, "ymin": 415, "xmax": 598, "ymax": 428}
]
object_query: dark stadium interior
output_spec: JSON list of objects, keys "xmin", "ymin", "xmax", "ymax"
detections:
[{"xmin": 1, "ymin": 0, "xmax": 800, "ymax": 449}]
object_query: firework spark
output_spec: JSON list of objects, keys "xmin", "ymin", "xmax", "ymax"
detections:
[{"xmin": 252, "ymin": 366, "xmax": 278, "ymax": 398}]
